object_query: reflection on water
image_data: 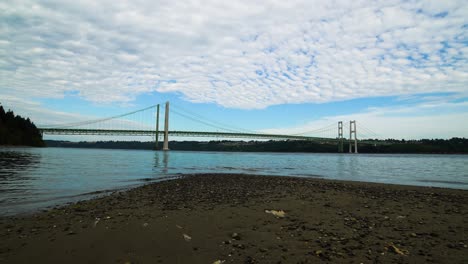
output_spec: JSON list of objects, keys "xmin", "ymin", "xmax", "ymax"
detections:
[
  {"xmin": 0, "ymin": 151, "xmax": 40, "ymax": 179},
  {"xmin": 153, "ymin": 151, "xmax": 169, "ymax": 174},
  {"xmin": 0, "ymin": 147, "xmax": 467, "ymax": 216},
  {"xmin": 0, "ymin": 151, "xmax": 41, "ymax": 198},
  {"xmin": 0, "ymin": 147, "xmax": 179, "ymax": 216}
]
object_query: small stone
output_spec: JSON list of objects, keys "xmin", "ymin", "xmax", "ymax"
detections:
[
  {"xmin": 231, "ymin": 232, "xmax": 241, "ymax": 240},
  {"xmin": 233, "ymin": 243, "xmax": 245, "ymax": 249},
  {"xmin": 183, "ymin": 234, "xmax": 192, "ymax": 242}
]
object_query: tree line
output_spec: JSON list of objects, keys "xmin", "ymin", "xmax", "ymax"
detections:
[
  {"xmin": 45, "ymin": 138, "xmax": 468, "ymax": 154},
  {"xmin": 0, "ymin": 104, "xmax": 44, "ymax": 147}
]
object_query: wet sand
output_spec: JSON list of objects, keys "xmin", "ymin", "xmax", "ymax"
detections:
[{"xmin": 1, "ymin": 174, "xmax": 467, "ymax": 263}]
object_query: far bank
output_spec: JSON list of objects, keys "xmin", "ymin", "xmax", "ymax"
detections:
[{"xmin": 45, "ymin": 137, "xmax": 468, "ymax": 154}]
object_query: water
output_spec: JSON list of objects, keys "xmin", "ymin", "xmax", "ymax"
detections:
[{"xmin": 1, "ymin": 147, "xmax": 467, "ymax": 216}]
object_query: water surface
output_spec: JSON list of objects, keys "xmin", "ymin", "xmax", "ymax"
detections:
[{"xmin": 1, "ymin": 147, "xmax": 467, "ymax": 216}]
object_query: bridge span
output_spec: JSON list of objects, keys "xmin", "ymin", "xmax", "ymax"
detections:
[
  {"xmin": 39, "ymin": 128, "xmax": 331, "ymax": 141},
  {"xmin": 38, "ymin": 101, "xmax": 383, "ymax": 152}
]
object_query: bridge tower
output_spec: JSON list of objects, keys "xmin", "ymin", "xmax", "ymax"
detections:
[
  {"xmin": 163, "ymin": 101, "xmax": 170, "ymax": 151},
  {"xmin": 155, "ymin": 104, "xmax": 160, "ymax": 150},
  {"xmin": 349, "ymin": 120, "xmax": 358, "ymax": 153},
  {"xmin": 338, "ymin": 121, "xmax": 344, "ymax": 153}
]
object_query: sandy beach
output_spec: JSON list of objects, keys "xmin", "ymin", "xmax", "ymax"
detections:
[{"xmin": 1, "ymin": 174, "xmax": 467, "ymax": 263}]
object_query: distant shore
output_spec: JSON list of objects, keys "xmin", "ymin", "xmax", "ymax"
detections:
[
  {"xmin": 1, "ymin": 174, "xmax": 467, "ymax": 263},
  {"xmin": 44, "ymin": 138, "xmax": 468, "ymax": 154}
]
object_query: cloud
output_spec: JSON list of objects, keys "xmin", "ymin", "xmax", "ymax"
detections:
[
  {"xmin": 0, "ymin": 94, "xmax": 153, "ymax": 129},
  {"xmin": 0, "ymin": 94, "xmax": 89, "ymax": 125},
  {"xmin": 0, "ymin": 0, "xmax": 467, "ymax": 109},
  {"xmin": 0, "ymin": 94, "xmax": 157, "ymax": 142},
  {"xmin": 261, "ymin": 96, "xmax": 468, "ymax": 139}
]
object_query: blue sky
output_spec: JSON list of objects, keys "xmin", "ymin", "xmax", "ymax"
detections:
[{"xmin": 1, "ymin": 0, "xmax": 468, "ymax": 140}]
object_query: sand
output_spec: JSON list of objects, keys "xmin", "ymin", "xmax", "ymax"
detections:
[{"xmin": 1, "ymin": 174, "xmax": 467, "ymax": 263}]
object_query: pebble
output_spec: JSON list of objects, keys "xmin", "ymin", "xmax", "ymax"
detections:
[
  {"xmin": 259, "ymin": 247, "xmax": 268, "ymax": 252},
  {"xmin": 231, "ymin": 232, "xmax": 241, "ymax": 240},
  {"xmin": 2, "ymin": 174, "xmax": 467, "ymax": 263},
  {"xmin": 233, "ymin": 243, "xmax": 245, "ymax": 249}
]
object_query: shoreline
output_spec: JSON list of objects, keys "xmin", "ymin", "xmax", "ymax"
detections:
[
  {"xmin": 1, "ymin": 173, "xmax": 467, "ymax": 263},
  {"xmin": 3, "ymin": 172, "xmax": 468, "ymax": 218},
  {"xmin": 42, "ymin": 145, "xmax": 468, "ymax": 155}
]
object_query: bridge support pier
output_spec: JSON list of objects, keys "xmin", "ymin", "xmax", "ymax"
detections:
[
  {"xmin": 155, "ymin": 104, "xmax": 160, "ymax": 150},
  {"xmin": 338, "ymin": 121, "xmax": 344, "ymax": 153},
  {"xmin": 349, "ymin": 120, "xmax": 358, "ymax": 153},
  {"xmin": 163, "ymin": 101, "xmax": 170, "ymax": 151}
]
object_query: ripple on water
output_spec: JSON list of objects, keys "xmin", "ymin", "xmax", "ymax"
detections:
[
  {"xmin": 417, "ymin": 179, "xmax": 468, "ymax": 186},
  {"xmin": 1, "ymin": 148, "xmax": 467, "ymax": 216}
]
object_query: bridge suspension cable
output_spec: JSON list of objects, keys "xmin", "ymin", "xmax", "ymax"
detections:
[
  {"xmin": 170, "ymin": 104, "xmax": 341, "ymax": 139},
  {"xmin": 41, "ymin": 104, "xmax": 159, "ymax": 129},
  {"xmin": 170, "ymin": 108, "xmax": 245, "ymax": 134},
  {"xmin": 170, "ymin": 104, "xmax": 259, "ymax": 134},
  {"xmin": 38, "ymin": 102, "xmax": 385, "ymax": 144},
  {"xmin": 290, "ymin": 123, "xmax": 337, "ymax": 136},
  {"xmin": 357, "ymin": 123, "xmax": 381, "ymax": 139}
]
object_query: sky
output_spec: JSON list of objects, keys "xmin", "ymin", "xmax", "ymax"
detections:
[{"xmin": 1, "ymin": 0, "xmax": 468, "ymax": 140}]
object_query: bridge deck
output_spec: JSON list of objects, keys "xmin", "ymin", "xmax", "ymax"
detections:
[
  {"xmin": 39, "ymin": 128, "xmax": 328, "ymax": 141},
  {"xmin": 39, "ymin": 128, "xmax": 386, "ymax": 145}
]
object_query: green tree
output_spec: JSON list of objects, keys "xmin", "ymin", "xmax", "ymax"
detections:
[{"xmin": 0, "ymin": 103, "xmax": 44, "ymax": 147}]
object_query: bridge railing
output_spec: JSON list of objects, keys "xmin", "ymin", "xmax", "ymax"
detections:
[
  {"xmin": 39, "ymin": 127, "xmax": 389, "ymax": 145},
  {"xmin": 39, "ymin": 128, "xmax": 330, "ymax": 141}
]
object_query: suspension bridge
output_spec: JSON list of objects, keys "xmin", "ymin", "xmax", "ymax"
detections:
[{"xmin": 38, "ymin": 102, "xmax": 382, "ymax": 153}]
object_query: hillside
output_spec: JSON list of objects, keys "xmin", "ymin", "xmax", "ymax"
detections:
[
  {"xmin": 0, "ymin": 104, "xmax": 44, "ymax": 147},
  {"xmin": 45, "ymin": 138, "xmax": 468, "ymax": 154}
]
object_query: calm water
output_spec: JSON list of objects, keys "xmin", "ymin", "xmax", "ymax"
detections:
[{"xmin": 1, "ymin": 147, "xmax": 467, "ymax": 216}]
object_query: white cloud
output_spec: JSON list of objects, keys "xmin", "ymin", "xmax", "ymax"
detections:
[
  {"xmin": 0, "ymin": 0, "xmax": 467, "ymax": 109},
  {"xmin": 261, "ymin": 99, "xmax": 468, "ymax": 139},
  {"xmin": 0, "ymin": 95, "xmax": 157, "ymax": 142},
  {"xmin": 0, "ymin": 94, "xmax": 88, "ymax": 125}
]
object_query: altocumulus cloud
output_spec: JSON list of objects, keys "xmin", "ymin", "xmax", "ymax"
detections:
[{"xmin": 1, "ymin": 0, "xmax": 467, "ymax": 109}]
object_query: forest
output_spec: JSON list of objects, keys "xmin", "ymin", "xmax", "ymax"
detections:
[
  {"xmin": 45, "ymin": 137, "xmax": 468, "ymax": 154},
  {"xmin": 0, "ymin": 104, "xmax": 44, "ymax": 147}
]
